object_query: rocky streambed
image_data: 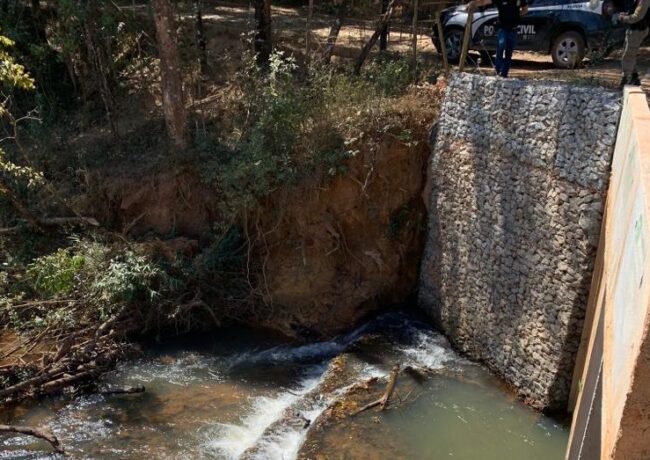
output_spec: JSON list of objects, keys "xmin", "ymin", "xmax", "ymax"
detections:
[{"xmin": 0, "ymin": 312, "xmax": 568, "ymax": 459}]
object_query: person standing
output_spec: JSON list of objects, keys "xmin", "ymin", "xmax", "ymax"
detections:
[
  {"xmin": 617, "ymin": 0, "xmax": 650, "ymax": 87},
  {"xmin": 468, "ymin": 0, "xmax": 528, "ymax": 77}
]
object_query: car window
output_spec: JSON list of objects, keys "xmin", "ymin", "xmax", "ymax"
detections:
[{"xmin": 527, "ymin": 0, "xmax": 566, "ymax": 6}]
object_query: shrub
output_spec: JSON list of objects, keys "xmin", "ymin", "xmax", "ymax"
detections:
[
  {"xmin": 17, "ymin": 238, "xmax": 182, "ymax": 330},
  {"xmin": 199, "ymin": 52, "xmax": 422, "ymax": 222},
  {"xmin": 364, "ymin": 57, "xmax": 415, "ymax": 97},
  {"xmin": 27, "ymin": 247, "xmax": 86, "ymax": 297}
]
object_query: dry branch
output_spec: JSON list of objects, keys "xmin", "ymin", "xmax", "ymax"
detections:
[
  {"xmin": 0, "ymin": 216, "xmax": 100, "ymax": 234},
  {"xmin": 352, "ymin": 364, "xmax": 400, "ymax": 415},
  {"xmin": 0, "ymin": 424, "xmax": 63, "ymax": 454},
  {"xmin": 0, "ymin": 314, "xmax": 134, "ymax": 405}
]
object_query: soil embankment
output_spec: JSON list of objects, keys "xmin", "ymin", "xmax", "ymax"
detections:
[{"xmin": 84, "ymin": 124, "xmax": 434, "ymax": 339}]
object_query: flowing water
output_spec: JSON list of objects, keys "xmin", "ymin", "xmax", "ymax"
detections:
[{"xmin": 0, "ymin": 312, "xmax": 568, "ymax": 459}]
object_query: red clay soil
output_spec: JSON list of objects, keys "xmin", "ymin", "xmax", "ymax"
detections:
[{"xmin": 254, "ymin": 133, "xmax": 432, "ymax": 337}]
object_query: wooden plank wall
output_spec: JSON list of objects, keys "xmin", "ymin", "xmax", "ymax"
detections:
[{"xmin": 566, "ymin": 87, "xmax": 650, "ymax": 459}]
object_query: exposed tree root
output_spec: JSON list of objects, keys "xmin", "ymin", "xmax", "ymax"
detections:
[{"xmin": 0, "ymin": 424, "xmax": 64, "ymax": 454}]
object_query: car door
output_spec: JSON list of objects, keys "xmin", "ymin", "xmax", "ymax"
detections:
[
  {"xmin": 519, "ymin": 0, "xmax": 565, "ymax": 51},
  {"xmin": 472, "ymin": 5, "xmax": 501, "ymax": 50},
  {"xmin": 471, "ymin": 0, "xmax": 564, "ymax": 51}
]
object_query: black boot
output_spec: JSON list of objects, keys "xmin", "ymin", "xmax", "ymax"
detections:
[{"xmin": 630, "ymin": 72, "xmax": 642, "ymax": 86}]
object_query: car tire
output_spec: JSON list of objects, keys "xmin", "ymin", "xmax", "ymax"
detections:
[
  {"xmin": 551, "ymin": 31, "xmax": 586, "ymax": 69},
  {"xmin": 443, "ymin": 28, "xmax": 465, "ymax": 64}
]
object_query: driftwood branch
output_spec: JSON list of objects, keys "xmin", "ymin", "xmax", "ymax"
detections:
[
  {"xmin": 0, "ymin": 424, "xmax": 64, "ymax": 454},
  {"xmin": 353, "ymin": 364, "xmax": 399, "ymax": 415},
  {"xmin": 0, "ymin": 314, "xmax": 131, "ymax": 404}
]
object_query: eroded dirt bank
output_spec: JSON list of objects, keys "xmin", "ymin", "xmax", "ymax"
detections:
[{"xmin": 82, "ymin": 127, "xmax": 433, "ymax": 339}]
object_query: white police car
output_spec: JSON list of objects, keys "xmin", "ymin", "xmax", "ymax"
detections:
[{"xmin": 432, "ymin": 0, "xmax": 626, "ymax": 68}]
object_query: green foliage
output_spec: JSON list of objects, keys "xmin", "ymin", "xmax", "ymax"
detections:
[
  {"xmin": 197, "ymin": 226, "xmax": 245, "ymax": 273},
  {"xmin": 0, "ymin": 31, "xmax": 43, "ymax": 225},
  {"xmin": 27, "ymin": 247, "xmax": 85, "ymax": 297},
  {"xmin": 92, "ymin": 250, "xmax": 163, "ymax": 308},
  {"xmin": 200, "ymin": 52, "xmax": 348, "ymax": 218},
  {"xmin": 364, "ymin": 57, "xmax": 415, "ymax": 97},
  {"xmin": 199, "ymin": 52, "xmax": 418, "ymax": 222},
  {"xmin": 0, "ymin": 35, "xmax": 35, "ymax": 91},
  {"xmin": 13, "ymin": 238, "xmax": 181, "ymax": 329}
]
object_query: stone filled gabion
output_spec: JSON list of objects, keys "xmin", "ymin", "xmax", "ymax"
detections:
[{"xmin": 418, "ymin": 73, "xmax": 620, "ymax": 411}]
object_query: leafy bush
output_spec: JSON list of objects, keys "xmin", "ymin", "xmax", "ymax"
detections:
[
  {"xmin": 201, "ymin": 52, "xmax": 350, "ymax": 219},
  {"xmin": 27, "ymin": 247, "xmax": 86, "ymax": 297},
  {"xmin": 17, "ymin": 238, "xmax": 181, "ymax": 329},
  {"xmin": 364, "ymin": 57, "xmax": 415, "ymax": 97},
  {"xmin": 91, "ymin": 250, "xmax": 163, "ymax": 317}
]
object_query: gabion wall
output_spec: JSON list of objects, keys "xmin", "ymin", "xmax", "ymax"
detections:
[{"xmin": 419, "ymin": 73, "xmax": 620, "ymax": 411}]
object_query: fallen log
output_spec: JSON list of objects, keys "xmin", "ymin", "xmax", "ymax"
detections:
[
  {"xmin": 0, "ymin": 424, "xmax": 64, "ymax": 454},
  {"xmin": 352, "ymin": 364, "xmax": 400, "ymax": 415}
]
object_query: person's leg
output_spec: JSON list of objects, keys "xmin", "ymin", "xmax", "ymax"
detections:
[
  {"xmin": 495, "ymin": 29, "xmax": 506, "ymax": 76},
  {"xmin": 501, "ymin": 30, "xmax": 517, "ymax": 77},
  {"xmin": 622, "ymin": 28, "xmax": 648, "ymax": 85}
]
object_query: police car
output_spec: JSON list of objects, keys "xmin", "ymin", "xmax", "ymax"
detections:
[{"xmin": 432, "ymin": 0, "xmax": 626, "ymax": 68}]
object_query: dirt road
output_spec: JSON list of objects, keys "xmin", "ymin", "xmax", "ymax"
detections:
[{"xmin": 198, "ymin": 0, "xmax": 649, "ymax": 89}]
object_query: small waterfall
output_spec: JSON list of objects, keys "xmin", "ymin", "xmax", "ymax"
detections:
[{"xmin": 201, "ymin": 313, "xmax": 460, "ymax": 460}]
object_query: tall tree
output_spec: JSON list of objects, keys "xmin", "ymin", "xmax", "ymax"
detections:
[
  {"xmin": 254, "ymin": 0, "xmax": 272, "ymax": 66},
  {"xmin": 194, "ymin": 0, "xmax": 207, "ymax": 75},
  {"xmin": 152, "ymin": 0, "xmax": 187, "ymax": 150}
]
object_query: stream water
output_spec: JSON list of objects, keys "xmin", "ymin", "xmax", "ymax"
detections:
[{"xmin": 0, "ymin": 312, "xmax": 568, "ymax": 459}]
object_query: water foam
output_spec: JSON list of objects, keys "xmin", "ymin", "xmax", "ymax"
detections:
[
  {"xmin": 399, "ymin": 329, "xmax": 458, "ymax": 369},
  {"xmin": 202, "ymin": 314, "xmax": 461, "ymax": 460},
  {"xmin": 202, "ymin": 369, "xmax": 324, "ymax": 459}
]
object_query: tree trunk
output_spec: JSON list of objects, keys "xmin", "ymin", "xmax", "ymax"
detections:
[
  {"xmin": 379, "ymin": 0, "xmax": 389, "ymax": 51},
  {"xmin": 354, "ymin": 0, "xmax": 400, "ymax": 74},
  {"xmin": 30, "ymin": 0, "xmax": 47, "ymax": 41},
  {"xmin": 322, "ymin": 3, "xmax": 344, "ymax": 64},
  {"xmin": 152, "ymin": 0, "xmax": 187, "ymax": 150},
  {"xmin": 194, "ymin": 0, "xmax": 207, "ymax": 74},
  {"xmin": 254, "ymin": 0, "xmax": 272, "ymax": 66}
]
